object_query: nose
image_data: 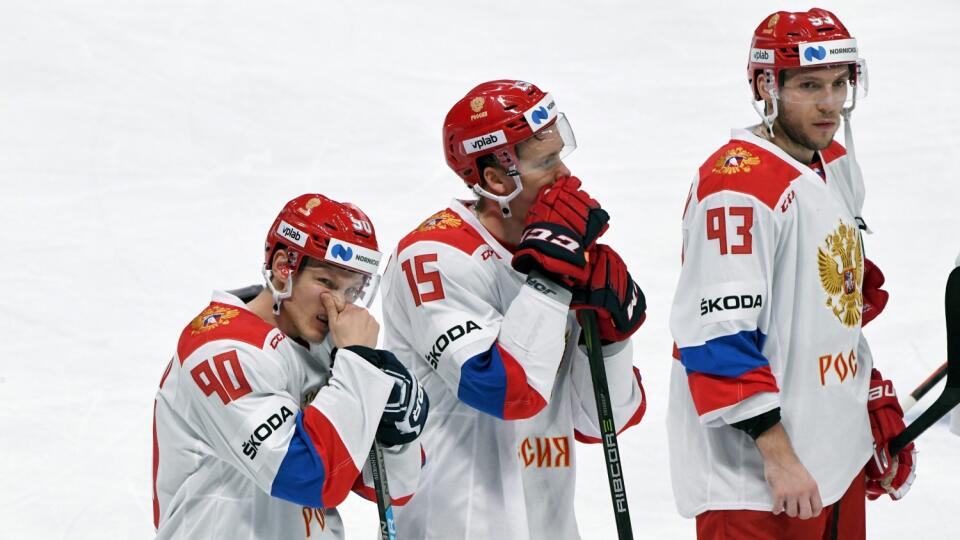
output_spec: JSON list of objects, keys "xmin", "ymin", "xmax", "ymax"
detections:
[
  {"xmin": 818, "ymin": 86, "xmax": 845, "ymax": 112},
  {"xmin": 554, "ymin": 160, "xmax": 571, "ymax": 179},
  {"xmin": 321, "ymin": 288, "xmax": 349, "ymax": 310}
]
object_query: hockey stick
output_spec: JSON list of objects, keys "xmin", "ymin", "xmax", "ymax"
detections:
[
  {"xmin": 889, "ymin": 266, "xmax": 960, "ymax": 455},
  {"xmin": 368, "ymin": 442, "xmax": 397, "ymax": 540},
  {"xmin": 580, "ymin": 310, "xmax": 633, "ymax": 540},
  {"xmin": 901, "ymin": 361, "xmax": 948, "ymax": 412}
]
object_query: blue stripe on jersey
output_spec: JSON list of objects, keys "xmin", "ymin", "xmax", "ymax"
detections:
[
  {"xmin": 271, "ymin": 412, "xmax": 326, "ymax": 508},
  {"xmin": 457, "ymin": 344, "xmax": 507, "ymax": 419},
  {"xmin": 679, "ymin": 329, "xmax": 769, "ymax": 378}
]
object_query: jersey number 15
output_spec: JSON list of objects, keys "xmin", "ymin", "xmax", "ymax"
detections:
[{"xmin": 401, "ymin": 254, "xmax": 446, "ymax": 306}]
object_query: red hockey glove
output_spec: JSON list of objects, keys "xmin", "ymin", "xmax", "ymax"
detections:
[
  {"xmin": 865, "ymin": 368, "xmax": 916, "ymax": 500},
  {"xmin": 862, "ymin": 258, "xmax": 889, "ymax": 327},
  {"xmin": 525, "ymin": 176, "xmax": 609, "ymax": 247},
  {"xmin": 512, "ymin": 177, "xmax": 609, "ymax": 284},
  {"xmin": 571, "ymin": 245, "xmax": 646, "ymax": 343}
]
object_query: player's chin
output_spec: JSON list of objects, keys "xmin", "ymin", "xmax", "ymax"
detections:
[
  {"xmin": 808, "ymin": 124, "xmax": 839, "ymax": 148},
  {"xmin": 301, "ymin": 318, "xmax": 328, "ymax": 344}
]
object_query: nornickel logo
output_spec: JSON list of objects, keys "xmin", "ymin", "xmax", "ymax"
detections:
[
  {"xmin": 354, "ymin": 254, "xmax": 379, "ymax": 266},
  {"xmin": 804, "ymin": 46, "xmax": 827, "ymax": 62},
  {"xmin": 529, "ymin": 100, "xmax": 555, "ymax": 125},
  {"xmin": 330, "ymin": 244, "xmax": 353, "ymax": 261}
]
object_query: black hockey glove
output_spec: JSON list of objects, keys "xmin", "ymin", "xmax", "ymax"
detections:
[{"xmin": 345, "ymin": 346, "xmax": 429, "ymax": 447}]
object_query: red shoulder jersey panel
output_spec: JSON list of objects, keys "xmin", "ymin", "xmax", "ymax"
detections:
[
  {"xmin": 177, "ymin": 302, "xmax": 274, "ymax": 361},
  {"xmin": 820, "ymin": 139, "xmax": 847, "ymax": 164},
  {"xmin": 397, "ymin": 208, "xmax": 487, "ymax": 256},
  {"xmin": 697, "ymin": 140, "xmax": 798, "ymax": 210}
]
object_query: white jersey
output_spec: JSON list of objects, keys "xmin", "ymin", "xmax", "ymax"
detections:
[
  {"xmin": 153, "ymin": 291, "xmax": 422, "ymax": 540},
  {"xmin": 381, "ymin": 200, "xmax": 646, "ymax": 540},
  {"xmin": 667, "ymin": 129, "xmax": 874, "ymax": 517}
]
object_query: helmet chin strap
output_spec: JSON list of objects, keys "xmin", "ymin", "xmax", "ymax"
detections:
[
  {"xmin": 752, "ymin": 69, "xmax": 779, "ymax": 137},
  {"xmin": 262, "ymin": 265, "xmax": 293, "ymax": 315},
  {"xmin": 840, "ymin": 97, "xmax": 870, "ymax": 233},
  {"xmin": 471, "ymin": 170, "xmax": 524, "ymax": 219}
]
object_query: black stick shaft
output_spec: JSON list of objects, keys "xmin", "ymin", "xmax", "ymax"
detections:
[
  {"xmin": 368, "ymin": 442, "xmax": 396, "ymax": 540},
  {"xmin": 909, "ymin": 362, "xmax": 948, "ymax": 402},
  {"xmin": 581, "ymin": 310, "xmax": 633, "ymax": 540},
  {"xmin": 889, "ymin": 267, "xmax": 960, "ymax": 455}
]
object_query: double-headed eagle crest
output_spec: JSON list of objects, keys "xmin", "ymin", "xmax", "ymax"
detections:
[
  {"xmin": 817, "ymin": 220, "xmax": 863, "ymax": 327},
  {"xmin": 712, "ymin": 147, "xmax": 761, "ymax": 175},
  {"xmin": 417, "ymin": 210, "xmax": 463, "ymax": 232},
  {"xmin": 190, "ymin": 305, "xmax": 241, "ymax": 336}
]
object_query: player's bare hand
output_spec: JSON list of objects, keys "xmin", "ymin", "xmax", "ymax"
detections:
[
  {"xmin": 756, "ymin": 423, "xmax": 823, "ymax": 519},
  {"xmin": 765, "ymin": 455, "xmax": 822, "ymax": 518},
  {"xmin": 320, "ymin": 293, "xmax": 379, "ymax": 348}
]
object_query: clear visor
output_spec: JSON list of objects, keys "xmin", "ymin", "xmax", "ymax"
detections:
[
  {"xmin": 355, "ymin": 273, "xmax": 381, "ymax": 308},
  {"xmin": 774, "ymin": 59, "xmax": 868, "ymax": 107},
  {"xmin": 514, "ymin": 113, "xmax": 577, "ymax": 177},
  {"xmin": 312, "ymin": 260, "xmax": 381, "ymax": 309}
]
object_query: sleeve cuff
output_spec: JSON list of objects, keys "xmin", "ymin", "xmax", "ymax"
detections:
[{"xmin": 731, "ymin": 407, "xmax": 781, "ymax": 440}]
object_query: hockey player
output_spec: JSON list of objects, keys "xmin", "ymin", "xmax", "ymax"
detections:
[
  {"xmin": 380, "ymin": 80, "xmax": 647, "ymax": 539},
  {"xmin": 153, "ymin": 194, "xmax": 428, "ymax": 539},
  {"xmin": 668, "ymin": 9, "xmax": 915, "ymax": 539}
]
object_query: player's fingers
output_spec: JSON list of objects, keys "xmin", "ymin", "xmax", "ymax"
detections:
[
  {"xmin": 341, "ymin": 303, "xmax": 374, "ymax": 327},
  {"xmin": 320, "ymin": 294, "xmax": 340, "ymax": 326},
  {"xmin": 811, "ymin": 490, "xmax": 823, "ymax": 517},
  {"xmin": 333, "ymin": 293, "xmax": 346, "ymax": 313},
  {"xmin": 771, "ymin": 495, "xmax": 784, "ymax": 515},
  {"xmin": 785, "ymin": 495, "xmax": 799, "ymax": 518},
  {"xmin": 798, "ymin": 495, "xmax": 813, "ymax": 520}
]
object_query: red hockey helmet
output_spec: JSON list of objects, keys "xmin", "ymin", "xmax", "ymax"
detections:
[
  {"xmin": 442, "ymin": 80, "xmax": 576, "ymax": 216},
  {"xmin": 747, "ymin": 9, "xmax": 867, "ymax": 127},
  {"xmin": 263, "ymin": 194, "xmax": 382, "ymax": 306}
]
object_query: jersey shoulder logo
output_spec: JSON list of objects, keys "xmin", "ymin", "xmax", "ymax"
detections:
[
  {"xmin": 399, "ymin": 207, "xmax": 486, "ymax": 256},
  {"xmin": 417, "ymin": 210, "xmax": 463, "ymax": 232},
  {"xmin": 817, "ymin": 220, "xmax": 863, "ymax": 327},
  {"xmin": 189, "ymin": 305, "xmax": 241, "ymax": 336},
  {"xmin": 712, "ymin": 146, "xmax": 761, "ymax": 175}
]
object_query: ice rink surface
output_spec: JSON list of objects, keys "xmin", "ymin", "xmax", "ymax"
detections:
[{"xmin": 2, "ymin": 1, "xmax": 958, "ymax": 538}]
